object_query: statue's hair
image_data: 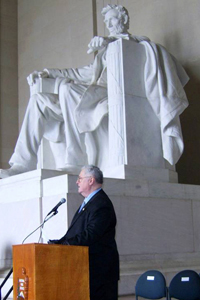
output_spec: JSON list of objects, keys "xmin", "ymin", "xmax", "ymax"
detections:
[
  {"xmin": 82, "ymin": 165, "xmax": 103, "ymax": 184},
  {"xmin": 101, "ymin": 4, "xmax": 129, "ymax": 29}
]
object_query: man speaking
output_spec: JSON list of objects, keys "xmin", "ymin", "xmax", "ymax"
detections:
[{"xmin": 48, "ymin": 165, "xmax": 119, "ymax": 300}]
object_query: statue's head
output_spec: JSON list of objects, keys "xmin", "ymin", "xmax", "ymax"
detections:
[{"xmin": 101, "ymin": 4, "xmax": 129, "ymax": 36}]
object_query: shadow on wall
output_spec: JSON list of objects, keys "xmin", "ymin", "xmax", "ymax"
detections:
[
  {"xmin": 176, "ymin": 65, "xmax": 200, "ymax": 185},
  {"xmin": 0, "ymin": 244, "xmax": 12, "ymax": 271}
]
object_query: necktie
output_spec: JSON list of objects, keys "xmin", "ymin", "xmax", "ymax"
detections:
[{"xmin": 78, "ymin": 200, "xmax": 86, "ymax": 213}]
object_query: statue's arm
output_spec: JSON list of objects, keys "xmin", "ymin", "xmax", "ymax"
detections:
[
  {"xmin": 26, "ymin": 35, "xmax": 110, "ymax": 87},
  {"xmin": 26, "ymin": 64, "xmax": 94, "ymax": 86},
  {"xmin": 87, "ymin": 36, "xmax": 113, "ymax": 54},
  {"xmin": 44, "ymin": 65, "xmax": 94, "ymax": 85}
]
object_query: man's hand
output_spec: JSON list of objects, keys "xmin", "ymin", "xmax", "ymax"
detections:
[
  {"xmin": 87, "ymin": 36, "xmax": 109, "ymax": 54},
  {"xmin": 27, "ymin": 70, "xmax": 49, "ymax": 86},
  {"xmin": 48, "ymin": 239, "xmax": 59, "ymax": 244}
]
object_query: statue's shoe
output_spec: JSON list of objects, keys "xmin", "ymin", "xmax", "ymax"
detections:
[{"xmin": 0, "ymin": 164, "xmax": 29, "ymax": 178}]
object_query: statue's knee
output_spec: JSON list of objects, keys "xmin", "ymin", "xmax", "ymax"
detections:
[
  {"xmin": 59, "ymin": 82, "xmax": 71, "ymax": 95},
  {"xmin": 30, "ymin": 93, "xmax": 39, "ymax": 102},
  {"xmin": 28, "ymin": 94, "xmax": 37, "ymax": 106},
  {"xmin": 28, "ymin": 93, "xmax": 43, "ymax": 110}
]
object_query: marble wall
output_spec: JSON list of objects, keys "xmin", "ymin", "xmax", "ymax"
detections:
[
  {"xmin": 0, "ymin": 0, "xmax": 200, "ymax": 183},
  {"xmin": 18, "ymin": 0, "xmax": 95, "ymax": 127}
]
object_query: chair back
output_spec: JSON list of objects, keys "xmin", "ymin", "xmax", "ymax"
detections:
[
  {"xmin": 168, "ymin": 270, "xmax": 200, "ymax": 300},
  {"xmin": 135, "ymin": 270, "xmax": 167, "ymax": 300}
]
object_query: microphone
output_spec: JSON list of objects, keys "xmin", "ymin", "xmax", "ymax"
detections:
[
  {"xmin": 47, "ymin": 198, "xmax": 66, "ymax": 216},
  {"xmin": 22, "ymin": 198, "xmax": 66, "ymax": 244}
]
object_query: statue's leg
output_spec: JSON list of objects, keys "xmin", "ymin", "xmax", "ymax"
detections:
[
  {"xmin": 0, "ymin": 93, "xmax": 62, "ymax": 178},
  {"xmin": 58, "ymin": 83, "xmax": 88, "ymax": 169}
]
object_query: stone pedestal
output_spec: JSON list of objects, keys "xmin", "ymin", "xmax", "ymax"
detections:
[{"xmin": 1, "ymin": 170, "xmax": 200, "ymax": 297}]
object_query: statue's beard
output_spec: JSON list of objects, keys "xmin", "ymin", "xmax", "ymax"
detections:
[{"xmin": 109, "ymin": 24, "xmax": 126, "ymax": 36}]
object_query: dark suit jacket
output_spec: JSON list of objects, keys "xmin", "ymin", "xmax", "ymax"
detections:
[{"xmin": 55, "ymin": 189, "xmax": 119, "ymax": 286}]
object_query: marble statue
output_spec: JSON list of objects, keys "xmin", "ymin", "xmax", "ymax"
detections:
[{"xmin": 0, "ymin": 4, "xmax": 189, "ymax": 178}]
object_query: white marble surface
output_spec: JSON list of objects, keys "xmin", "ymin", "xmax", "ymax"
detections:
[{"xmin": 0, "ymin": 169, "xmax": 66, "ymax": 202}]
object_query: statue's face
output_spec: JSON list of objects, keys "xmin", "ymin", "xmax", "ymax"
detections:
[{"xmin": 104, "ymin": 8, "xmax": 126, "ymax": 36}]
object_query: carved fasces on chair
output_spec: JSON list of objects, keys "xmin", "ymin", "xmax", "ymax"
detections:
[{"xmin": 29, "ymin": 77, "xmax": 67, "ymax": 170}]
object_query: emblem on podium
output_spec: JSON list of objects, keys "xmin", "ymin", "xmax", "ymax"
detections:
[{"xmin": 17, "ymin": 267, "xmax": 28, "ymax": 300}]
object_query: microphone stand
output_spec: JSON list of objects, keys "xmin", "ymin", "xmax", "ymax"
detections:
[{"xmin": 22, "ymin": 210, "xmax": 58, "ymax": 244}]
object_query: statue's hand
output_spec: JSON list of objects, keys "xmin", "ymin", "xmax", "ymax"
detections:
[
  {"xmin": 27, "ymin": 70, "xmax": 49, "ymax": 86},
  {"xmin": 87, "ymin": 36, "xmax": 109, "ymax": 54}
]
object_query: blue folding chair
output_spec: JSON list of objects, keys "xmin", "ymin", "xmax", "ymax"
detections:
[
  {"xmin": 168, "ymin": 270, "xmax": 200, "ymax": 300},
  {"xmin": 135, "ymin": 270, "xmax": 167, "ymax": 300}
]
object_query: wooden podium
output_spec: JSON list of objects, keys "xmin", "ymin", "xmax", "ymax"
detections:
[{"xmin": 13, "ymin": 243, "xmax": 90, "ymax": 300}]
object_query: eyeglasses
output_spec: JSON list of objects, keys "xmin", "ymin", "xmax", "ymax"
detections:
[{"xmin": 77, "ymin": 176, "xmax": 91, "ymax": 182}]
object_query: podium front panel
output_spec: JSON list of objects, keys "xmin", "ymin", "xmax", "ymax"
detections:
[{"xmin": 13, "ymin": 243, "xmax": 90, "ymax": 300}]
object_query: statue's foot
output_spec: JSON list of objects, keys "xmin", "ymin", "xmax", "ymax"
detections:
[
  {"xmin": 0, "ymin": 164, "xmax": 29, "ymax": 179},
  {"xmin": 58, "ymin": 164, "xmax": 81, "ymax": 174}
]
